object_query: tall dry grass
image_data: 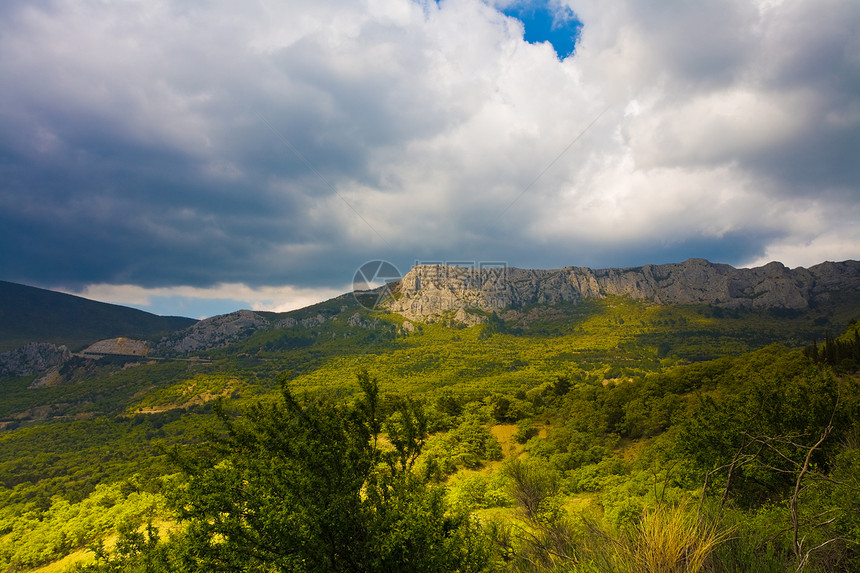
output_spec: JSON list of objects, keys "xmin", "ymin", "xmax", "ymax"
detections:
[{"xmin": 614, "ymin": 502, "xmax": 732, "ymax": 573}]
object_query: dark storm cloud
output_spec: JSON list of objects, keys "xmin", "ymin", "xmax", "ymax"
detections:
[{"xmin": 0, "ymin": 0, "xmax": 858, "ymax": 315}]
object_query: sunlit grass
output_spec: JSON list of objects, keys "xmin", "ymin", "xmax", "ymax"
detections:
[{"xmin": 615, "ymin": 502, "xmax": 732, "ymax": 573}]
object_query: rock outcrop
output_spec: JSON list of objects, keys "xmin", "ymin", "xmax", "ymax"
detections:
[
  {"xmin": 155, "ymin": 309, "xmax": 336, "ymax": 354},
  {"xmin": 347, "ymin": 313, "xmax": 380, "ymax": 329},
  {"xmin": 386, "ymin": 259, "xmax": 860, "ymax": 323},
  {"xmin": 0, "ymin": 342, "xmax": 71, "ymax": 377},
  {"xmin": 156, "ymin": 310, "xmax": 273, "ymax": 354},
  {"xmin": 81, "ymin": 337, "xmax": 149, "ymax": 356}
]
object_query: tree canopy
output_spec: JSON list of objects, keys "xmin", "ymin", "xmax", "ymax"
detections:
[{"xmin": 81, "ymin": 371, "xmax": 490, "ymax": 572}]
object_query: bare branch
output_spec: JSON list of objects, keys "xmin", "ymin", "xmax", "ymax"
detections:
[{"xmin": 791, "ymin": 394, "xmax": 839, "ymax": 568}]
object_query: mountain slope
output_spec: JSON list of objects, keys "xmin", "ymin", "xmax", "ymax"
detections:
[
  {"xmin": 1, "ymin": 262, "xmax": 859, "ymax": 572},
  {"xmin": 387, "ymin": 258, "xmax": 860, "ymax": 322},
  {"xmin": 0, "ymin": 281, "xmax": 197, "ymax": 353},
  {"xmin": 152, "ymin": 259, "xmax": 860, "ymax": 357}
]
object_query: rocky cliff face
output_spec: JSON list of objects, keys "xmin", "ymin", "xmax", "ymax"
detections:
[
  {"xmin": 386, "ymin": 259, "xmax": 860, "ymax": 323},
  {"xmin": 154, "ymin": 310, "xmax": 334, "ymax": 354},
  {"xmin": 0, "ymin": 342, "xmax": 71, "ymax": 377},
  {"xmin": 155, "ymin": 310, "xmax": 273, "ymax": 354}
]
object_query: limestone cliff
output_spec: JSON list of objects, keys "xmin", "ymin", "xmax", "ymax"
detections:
[
  {"xmin": 154, "ymin": 309, "xmax": 334, "ymax": 355},
  {"xmin": 81, "ymin": 337, "xmax": 149, "ymax": 356},
  {"xmin": 385, "ymin": 259, "xmax": 860, "ymax": 323},
  {"xmin": 155, "ymin": 310, "xmax": 272, "ymax": 354},
  {"xmin": 0, "ymin": 342, "xmax": 71, "ymax": 377}
]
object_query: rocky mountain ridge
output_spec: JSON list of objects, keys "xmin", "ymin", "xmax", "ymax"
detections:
[
  {"xmin": 4, "ymin": 260, "xmax": 859, "ymax": 373},
  {"xmin": 154, "ymin": 309, "xmax": 336, "ymax": 355},
  {"xmin": 386, "ymin": 259, "xmax": 860, "ymax": 323}
]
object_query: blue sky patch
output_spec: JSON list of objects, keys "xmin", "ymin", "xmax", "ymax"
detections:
[{"xmin": 501, "ymin": 1, "xmax": 582, "ymax": 59}]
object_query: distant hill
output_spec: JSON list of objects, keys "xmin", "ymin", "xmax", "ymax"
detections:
[{"xmin": 0, "ymin": 281, "xmax": 197, "ymax": 353}]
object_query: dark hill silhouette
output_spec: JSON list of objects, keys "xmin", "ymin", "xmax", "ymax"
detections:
[{"xmin": 0, "ymin": 281, "xmax": 196, "ymax": 353}]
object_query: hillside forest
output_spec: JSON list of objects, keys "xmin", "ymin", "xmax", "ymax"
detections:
[{"xmin": 1, "ymin": 293, "xmax": 860, "ymax": 572}]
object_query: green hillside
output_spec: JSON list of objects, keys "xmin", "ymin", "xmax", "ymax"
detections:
[
  {"xmin": 0, "ymin": 281, "xmax": 196, "ymax": 353},
  {"xmin": 1, "ymin": 291, "xmax": 859, "ymax": 572}
]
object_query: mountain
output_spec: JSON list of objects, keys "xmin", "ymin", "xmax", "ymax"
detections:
[
  {"xmin": 3, "ymin": 261, "xmax": 860, "ymax": 573},
  {"xmin": 4, "ymin": 259, "xmax": 859, "ymax": 359},
  {"xmin": 387, "ymin": 258, "xmax": 860, "ymax": 323},
  {"xmin": 145, "ymin": 258, "xmax": 860, "ymax": 358},
  {"xmin": 0, "ymin": 280, "xmax": 197, "ymax": 353}
]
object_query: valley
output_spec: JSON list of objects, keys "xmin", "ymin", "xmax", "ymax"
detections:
[{"xmin": 1, "ymin": 259, "xmax": 859, "ymax": 572}]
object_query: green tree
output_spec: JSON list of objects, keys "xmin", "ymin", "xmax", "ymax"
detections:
[
  {"xmin": 680, "ymin": 363, "xmax": 841, "ymax": 508},
  {"xmin": 158, "ymin": 371, "xmax": 489, "ymax": 572},
  {"xmin": 677, "ymin": 357, "xmax": 860, "ymax": 569}
]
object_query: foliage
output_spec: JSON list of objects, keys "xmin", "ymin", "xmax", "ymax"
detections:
[
  {"xmin": 0, "ymin": 481, "xmax": 166, "ymax": 571},
  {"xmin": 805, "ymin": 322, "xmax": 860, "ymax": 372},
  {"xmin": 489, "ymin": 457, "xmax": 578, "ymax": 572},
  {"xmin": 448, "ymin": 473, "xmax": 512, "ymax": 511},
  {"xmin": 2, "ymin": 296, "xmax": 859, "ymax": 571},
  {"xmin": 677, "ymin": 356, "xmax": 842, "ymax": 507},
  {"xmin": 144, "ymin": 371, "xmax": 492, "ymax": 572},
  {"xmin": 419, "ymin": 413, "xmax": 504, "ymax": 477}
]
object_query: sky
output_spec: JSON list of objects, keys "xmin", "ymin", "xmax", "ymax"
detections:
[{"xmin": 1, "ymin": 0, "xmax": 858, "ymax": 319}]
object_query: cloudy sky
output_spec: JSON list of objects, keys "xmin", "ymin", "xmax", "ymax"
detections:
[{"xmin": 1, "ymin": 0, "xmax": 858, "ymax": 318}]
